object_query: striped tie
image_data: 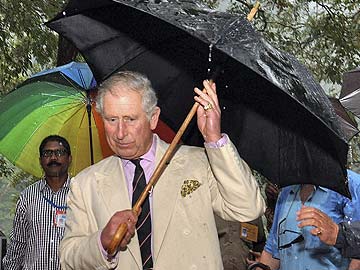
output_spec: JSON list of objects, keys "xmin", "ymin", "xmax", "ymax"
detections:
[{"xmin": 131, "ymin": 159, "xmax": 153, "ymax": 269}]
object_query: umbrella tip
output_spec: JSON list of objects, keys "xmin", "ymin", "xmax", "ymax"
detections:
[{"xmin": 247, "ymin": 1, "xmax": 260, "ymax": 21}]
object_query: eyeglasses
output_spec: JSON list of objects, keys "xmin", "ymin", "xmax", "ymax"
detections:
[
  {"xmin": 278, "ymin": 218, "xmax": 304, "ymax": 250},
  {"xmin": 41, "ymin": 149, "xmax": 68, "ymax": 158}
]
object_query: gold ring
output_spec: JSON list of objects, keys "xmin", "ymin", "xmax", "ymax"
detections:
[{"xmin": 203, "ymin": 102, "xmax": 213, "ymax": 111}]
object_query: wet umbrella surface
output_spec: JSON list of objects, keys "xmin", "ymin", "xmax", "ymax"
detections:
[
  {"xmin": 47, "ymin": 0, "xmax": 351, "ymax": 196},
  {"xmin": 340, "ymin": 67, "xmax": 360, "ymax": 118}
]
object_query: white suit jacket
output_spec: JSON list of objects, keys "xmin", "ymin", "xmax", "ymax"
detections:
[{"xmin": 60, "ymin": 135, "xmax": 265, "ymax": 270}]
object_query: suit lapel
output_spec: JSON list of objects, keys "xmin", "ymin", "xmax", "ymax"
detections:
[
  {"xmin": 152, "ymin": 139, "xmax": 184, "ymax": 259},
  {"xmin": 96, "ymin": 156, "xmax": 131, "ymax": 214},
  {"xmin": 96, "ymin": 156, "xmax": 142, "ymax": 268}
]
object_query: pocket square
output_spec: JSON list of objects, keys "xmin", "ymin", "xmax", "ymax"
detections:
[{"xmin": 181, "ymin": 179, "xmax": 201, "ymax": 197}]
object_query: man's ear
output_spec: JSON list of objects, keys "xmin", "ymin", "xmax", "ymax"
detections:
[{"xmin": 150, "ymin": 106, "xmax": 161, "ymax": 131}]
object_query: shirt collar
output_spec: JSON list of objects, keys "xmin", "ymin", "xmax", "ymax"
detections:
[
  {"xmin": 39, "ymin": 175, "xmax": 71, "ymax": 192},
  {"xmin": 288, "ymin": 184, "xmax": 327, "ymax": 194}
]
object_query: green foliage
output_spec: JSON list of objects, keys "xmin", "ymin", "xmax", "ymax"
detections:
[
  {"xmin": 0, "ymin": 0, "xmax": 65, "ymax": 94},
  {"xmin": 0, "ymin": 155, "xmax": 13, "ymax": 178},
  {"xmin": 0, "ymin": 154, "xmax": 37, "ymax": 235}
]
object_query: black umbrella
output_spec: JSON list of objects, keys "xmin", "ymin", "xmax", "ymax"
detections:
[
  {"xmin": 47, "ymin": 0, "xmax": 350, "ymax": 196},
  {"xmin": 339, "ymin": 67, "xmax": 360, "ymax": 118}
]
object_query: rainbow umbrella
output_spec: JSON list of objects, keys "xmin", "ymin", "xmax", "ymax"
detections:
[
  {"xmin": 0, "ymin": 62, "xmax": 114, "ymax": 178},
  {"xmin": 0, "ymin": 62, "xmax": 176, "ymax": 178}
]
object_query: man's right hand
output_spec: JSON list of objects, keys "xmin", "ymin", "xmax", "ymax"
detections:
[
  {"xmin": 101, "ymin": 210, "xmax": 138, "ymax": 251},
  {"xmin": 296, "ymin": 206, "xmax": 339, "ymax": 245}
]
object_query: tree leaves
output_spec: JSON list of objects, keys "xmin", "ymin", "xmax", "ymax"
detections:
[{"xmin": 0, "ymin": 0, "xmax": 64, "ymax": 94}]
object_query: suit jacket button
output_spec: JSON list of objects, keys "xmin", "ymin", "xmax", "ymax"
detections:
[{"xmin": 183, "ymin": 228, "xmax": 191, "ymax": 235}]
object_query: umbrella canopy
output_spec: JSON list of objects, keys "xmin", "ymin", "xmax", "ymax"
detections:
[
  {"xmin": 339, "ymin": 67, "xmax": 360, "ymax": 118},
  {"xmin": 47, "ymin": 0, "xmax": 350, "ymax": 196},
  {"xmin": 0, "ymin": 62, "xmax": 110, "ymax": 178},
  {"xmin": 328, "ymin": 97, "xmax": 358, "ymax": 141}
]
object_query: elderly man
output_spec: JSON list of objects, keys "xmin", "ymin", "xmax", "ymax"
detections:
[{"xmin": 60, "ymin": 71, "xmax": 265, "ymax": 270}]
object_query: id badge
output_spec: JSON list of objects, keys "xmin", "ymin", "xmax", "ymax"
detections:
[
  {"xmin": 240, "ymin": 222, "xmax": 258, "ymax": 242},
  {"xmin": 54, "ymin": 209, "xmax": 67, "ymax": 227}
]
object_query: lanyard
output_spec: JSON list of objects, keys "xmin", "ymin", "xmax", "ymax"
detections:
[{"xmin": 42, "ymin": 194, "xmax": 68, "ymax": 210}]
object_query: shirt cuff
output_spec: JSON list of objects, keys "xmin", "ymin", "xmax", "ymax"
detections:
[
  {"xmin": 204, "ymin": 133, "xmax": 228, "ymax": 148},
  {"xmin": 334, "ymin": 223, "xmax": 345, "ymax": 249}
]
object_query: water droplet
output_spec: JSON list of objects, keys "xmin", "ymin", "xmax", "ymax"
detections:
[{"xmin": 208, "ymin": 44, "xmax": 213, "ymax": 63}]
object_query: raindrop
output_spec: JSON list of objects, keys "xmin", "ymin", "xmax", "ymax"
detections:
[
  {"xmin": 348, "ymin": 145, "xmax": 353, "ymax": 167},
  {"xmin": 208, "ymin": 43, "xmax": 213, "ymax": 63},
  {"xmin": 207, "ymin": 44, "xmax": 214, "ymax": 74}
]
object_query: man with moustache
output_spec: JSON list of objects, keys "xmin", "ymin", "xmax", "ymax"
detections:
[{"xmin": 3, "ymin": 135, "xmax": 72, "ymax": 270}]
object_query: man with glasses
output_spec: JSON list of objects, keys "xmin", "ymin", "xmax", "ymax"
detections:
[
  {"xmin": 3, "ymin": 135, "xmax": 72, "ymax": 270},
  {"xmin": 252, "ymin": 180, "xmax": 360, "ymax": 270}
]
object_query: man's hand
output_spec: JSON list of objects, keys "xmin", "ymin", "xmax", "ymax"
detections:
[
  {"xmin": 296, "ymin": 206, "xmax": 339, "ymax": 245},
  {"xmin": 194, "ymin": 80, "xmax": 221, "ymax": 143},
  {"xmin": 101, "ymin": 210, "xmax": 138, "ymax": 251}
]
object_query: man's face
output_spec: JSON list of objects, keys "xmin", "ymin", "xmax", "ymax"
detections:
[
  {"xmin": 39, "ymin": 141, "xmax": 71, "ymax": 178},
  {"xmin": 102, "ymin": 86, "xmax": 160, "ymax": 159}
]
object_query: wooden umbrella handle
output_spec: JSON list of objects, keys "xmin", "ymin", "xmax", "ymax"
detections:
[
  {"xmin": 247, "ymin": 1, "xmax": 260, "ymax": 21},
  {"xmin": 106, "ymin": 83, "xmax": 211, "ymax": 256}
]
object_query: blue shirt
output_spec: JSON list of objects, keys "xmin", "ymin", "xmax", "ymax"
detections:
[{"xmin": 265, "ymin": 171, "xmax": 360, "ymax": 270}]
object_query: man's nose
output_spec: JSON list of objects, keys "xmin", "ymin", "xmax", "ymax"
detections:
[
  {"xmin": 49, "ymin": 152, "xmax": 59, "ymax": 159},
  {"xmin": 116, "ymin": 121, "xmax": 127, "ymax": 139}
]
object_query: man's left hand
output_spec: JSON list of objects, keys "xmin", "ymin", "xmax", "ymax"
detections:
[{"xmin": 194, "ymin": 80, "xmax": 221, "ymax": 143}]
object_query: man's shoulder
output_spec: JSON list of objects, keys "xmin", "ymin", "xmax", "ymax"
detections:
[
  {"xmin": 158, "ymin": 137, "xmax": 206, "ymax": 159},
  {"xmin": 20, "ymin": 179, "xmax": 43, "ymax": 195},
  {"xmin": 347, "ymin": 170, "xmax": 360, "ymax": 186}
]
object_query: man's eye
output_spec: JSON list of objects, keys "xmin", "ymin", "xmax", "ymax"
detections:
[
  {"xmin": 105, "ymin": 117, "xmax": 117, "ymax": 122},
  {"xmin": 124, "ymin": 117, "xmax": 135, "ymax": 122}
]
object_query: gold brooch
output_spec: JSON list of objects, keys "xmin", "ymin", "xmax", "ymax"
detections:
[{"xmin": 181, "ymin": 180, "xmax": 201, "ymax": 197}]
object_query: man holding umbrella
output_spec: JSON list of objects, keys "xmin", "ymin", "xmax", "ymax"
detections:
[{"xmin": 59, "ymin": 71, "xmax": 265, "ymax": 270}]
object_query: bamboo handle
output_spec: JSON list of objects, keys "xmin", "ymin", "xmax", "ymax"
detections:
[
  {"xmin": 247, "ymin": 1, "xmax": 260, "ymax": 21},
  {"xmin": 106, "ymin": 83, "xmax": 211, "ymax": 256},
  {"xmin": 107, "ymin": 223, "xmax": 127, "ymax": 255}
]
